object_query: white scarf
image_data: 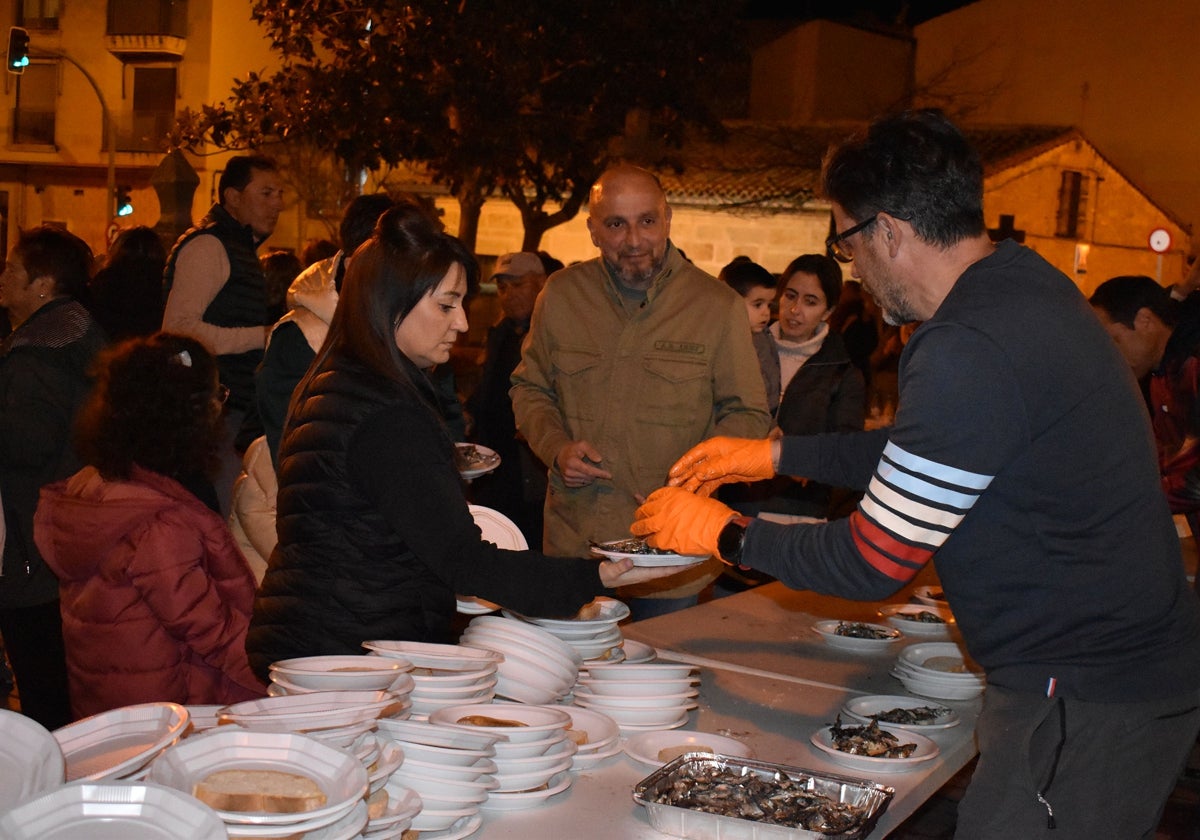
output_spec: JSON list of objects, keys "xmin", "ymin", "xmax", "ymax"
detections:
[{"xmin": 771, "ymin": 320, "xmax": 828, "ymax": 398}]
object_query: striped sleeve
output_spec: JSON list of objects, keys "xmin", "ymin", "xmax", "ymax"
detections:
[{"xmin": 849, "ymin": 441, "xmax": 993, "ymax": 581}]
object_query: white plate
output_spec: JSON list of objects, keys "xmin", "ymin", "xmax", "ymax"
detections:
[
  {"xmin": 269, "ymin": 655, "xmax": 411, "ymax": 692},
  {"xmin": 466, "ymin": 615, "xmax": 582, "ymax": 665},
  {"xmin": 841, "ymin": 695, "xmax": 960, "ymax": 730},
  {"xmin": 146, "ymin": 728, "xmax": 368, "ymax": 826},
  {"xmin": 898, "ymin": 642, "xmax": 985, "ymax": 679},
  {"xmin": 573, "ymin": 688, "xmax": 698, "ymax": 709},
  {"xmin": 589, "ymin": 539, "xmax": 708, "ymax": 567},
  {"xmin": 457, "ymin": 444, "xmax": 501, "ymax": 480},
  {"xmin": 892, "ymin": 671, "xmax": 986, "ymax": 701},
  {"xmin": 184, "ymin": 706, "xmax": 223, "ymax": 735},
  {"xmin": 218, "ymin": 689, "xmax": 402, "ymax": 731},
  {"xmin": 506, "ymin": 596, "xmax": 630, "ymax": 629},
  {"xmin": 0, "ymin": 710, "xmax": 64, "ymax": 810},
  {"xmin": 364, "ymin": 640, "xmax": 504, "ymax": 670},
  {"xmin": 912, "ymin": 585, "xmax": 950, "ymax": 607},
  {"xmin": 369, "ymin": 778, "xmax": 423, "ymax": 830},
  {"xmin": 377, "ymin": 718, "xmax": 503, "ymax": 750},
  {"xmin": 576, "ymin": 676, "xmax": 699, "ymax": 697},
  {"xmin": 411, "ymin": 804, "xmax": 481, "ymax": 833},
  {"xmin": 460, "ymin": 627, "xmax": 578, "ymax": 678},
  {"xmin": 556, "ymin": 705, "xmax": 620, "ymax": 749},
  {"xmin": 223, "ymin": 797, "xmax": 360, "ymax": 837},
  {"xmin": 572, "ymin": 741, "xmax": 624, "ymax": 767},
  {"xmin": 812, "ymin": 620, "xmax": 903, "ymax": 651},
  {"xmin": 456, "ymin": 505, "xmax": 526, "ymax": 614},
  {"xmin": 294, "ymin": 799, "xmax": 368, "ymax": 840},
  {"xmin": 455, "ymin": 597, "xmax": 501, "ymax": 616},
  {"xmin": 622, "ymin": 729, "xmax": 755, "ymax": 767},
  {"xmin": 877, "ymin": 604, "xmax": 956, "ymax": 638},
  {"xmin": 620, "ymin": 640, "xmax": 657, "ymax": 663},
  {"xmin": 428, "ymin": 702, "xmax": 571, "ymax": 742},
  {"xmin": 810, "ymin": 724, "xmax": 939, "ymax": 773},
  {"xmin": 611, "ymin": 711, "xmax": 690, "ymax": 733},
  {"xmin": 481, "ymin": 770, "xmax": 571, "ymax": 810},
  {"xmin": 414, "ymin": 811, "xmax": 482, "ymax": 839},
  {"xmin": 581, "ymin": 662, "xmax": 697, "ymax": 681},
  {"xmin": 54, "ymin": 702, "xmax": 189, "ymax": 782},
  {"xmin": 0, "ymin": 781, "xmax": 226, "ymax": 839}
]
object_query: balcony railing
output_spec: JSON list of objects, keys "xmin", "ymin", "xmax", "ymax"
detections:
[{"xmin": 106, "ymin": 0, "xmax": 187, "ymax": 62}]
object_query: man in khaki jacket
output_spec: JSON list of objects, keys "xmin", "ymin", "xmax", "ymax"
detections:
[{"xmin": 511, "ymin": 164, "xmax": 770, "ymax": 619}]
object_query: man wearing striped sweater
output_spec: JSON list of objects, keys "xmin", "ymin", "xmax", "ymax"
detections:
[{"xmin": 633, "ymin": 109, "xmax": 1200, "ymax": 840}]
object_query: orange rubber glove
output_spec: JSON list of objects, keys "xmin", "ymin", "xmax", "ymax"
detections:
[
  {"xmin": 666, "ymin": 436, "xmax": 775, "ymax": 497},
  {"xmin": 631, "ymin": 487, "xmax": 737, "ymax": 561}
]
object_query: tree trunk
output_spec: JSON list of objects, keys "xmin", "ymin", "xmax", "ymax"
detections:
[{"xmin": 455, "ymin": 185, "xmax": 485, "ymax": 255}]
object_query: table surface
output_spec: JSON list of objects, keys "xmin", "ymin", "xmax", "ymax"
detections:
[{"xmin": 474, "ymin": 570, "xmax": 981, "ymax": 839}]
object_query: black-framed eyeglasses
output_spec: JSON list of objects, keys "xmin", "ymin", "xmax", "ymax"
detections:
[{"xmin": 825, "ymin": 215, "xmax": 878, "ymax": 264}]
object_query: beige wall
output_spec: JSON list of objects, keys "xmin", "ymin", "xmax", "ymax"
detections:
[
  {"xmin": 433, "ymin": 195, "xmax": 832, "ymax": 280},
  {"xmin": 984, "ymin": 141, "xmax": 1191, "ymax": 295},
  {"xmin": 916, "ymin": 0, "xmax": 1200, "ymax": 241}
]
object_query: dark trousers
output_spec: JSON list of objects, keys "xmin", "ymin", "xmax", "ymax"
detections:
[
  {"xmin": 957, "ymin": 683, "xmax": 1200, "ymax": 839},
  {"xmin": 0, "ymin": 599, "xmax": 72, "ymax": 730}
]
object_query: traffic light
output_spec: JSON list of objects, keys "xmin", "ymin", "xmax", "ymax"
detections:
[
  {"xmin": 115, "ymin": 185, "xmax": 133, "ymax": 217},
  {"xmin": 7, "ymin": 27, "xmax": 29, "ymax": 75}
]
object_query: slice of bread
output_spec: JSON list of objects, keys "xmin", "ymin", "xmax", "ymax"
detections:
[
  {"xmin": 455, "ymin": 715, "xmax": 528, "ymax": 727},
  {"xmin": 193, "ymin": 768, "xmax": 327, "ymax": 814},
  {"xmin": 575, "ymin": 601, "xmax": 603, "ymax": 621}
]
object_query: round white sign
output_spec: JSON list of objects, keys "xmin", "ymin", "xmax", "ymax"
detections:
[{"xmin": 1149, "ymin": 228, "xmax": 1172, "ymax": 254}]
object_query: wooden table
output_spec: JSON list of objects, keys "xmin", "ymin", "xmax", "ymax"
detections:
[{"xmin": 474, "ymin": 571, "xmax": 980, "ymax": 838}]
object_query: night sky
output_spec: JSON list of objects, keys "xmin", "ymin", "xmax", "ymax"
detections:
[{"xmin": 740, "ymin": 0, "xmax": 978, "ymax": 27}]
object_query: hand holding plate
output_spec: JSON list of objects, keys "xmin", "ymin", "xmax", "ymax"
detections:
[{"xmin": 597, "ymin": 556, "xmax": 699, "ymax": 588}]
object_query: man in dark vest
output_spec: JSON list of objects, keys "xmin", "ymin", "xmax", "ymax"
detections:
[{"xmin": 163, "ymin": 154, "xmax": 283, "ymax": 515}]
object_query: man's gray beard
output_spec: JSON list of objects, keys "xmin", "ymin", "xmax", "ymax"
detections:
[{"xmin": 605, "ymin": 256, "xmax": 663, "ymax": 291}]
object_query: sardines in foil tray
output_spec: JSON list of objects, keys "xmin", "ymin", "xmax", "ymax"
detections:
[{"xmin": 633, "ymin": 753, "xmax": 894, "ymax": 840}]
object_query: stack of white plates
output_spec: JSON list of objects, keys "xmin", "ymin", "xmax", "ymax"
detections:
[
  {"xmin": 429, "ymin": 702, "xmax": 576, "ymax": 811},
  {"xmin": 0, "ymin": 710, "xmax": 64, "ymax": 811},
  {"xmin": 891, "ymin": 641, "xmax": 986, "ymax": 700},
  {"xmin": 377, "ymin": 718, "xmax": 501, "ymax": 834},
  {"xmin": 364, "ymin": 776, "xmax": 423, "ymax": 839},
  {"xmin": 557, "ymin": 705, "xmax": 622, "ymax": 768},
  {"xmin": 408, "ymin": 663, "xmax": 499, "ymax": 719},
  {"xmin": 52, "ymin": 702, "xmax": 190, "ymax": 782},
  {"xmin": 459, "ymin": 616, "xmax": 580, "ymax": 704},
  {"xmin": 574, "ymin": 662, "xmax": 699, "ymax": 732},
  {"xmin": 503, "ymin": 596, "xmax": 629, "ymax": 662},
  {"xmin": 217, "ymin": 689, "xmax": 412, "ymax": 762},
  {"xmin": 267, "ymin": 654, "xmax": 415, "ymax": 696},
  {"xmin": 147, "ymin": 728, "xmax": 370, "ymax": 839}
]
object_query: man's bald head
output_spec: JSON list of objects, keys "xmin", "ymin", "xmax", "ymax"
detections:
[{"xmin": 586, "ymin": 165, "xmax": 673, "ymax": 290}]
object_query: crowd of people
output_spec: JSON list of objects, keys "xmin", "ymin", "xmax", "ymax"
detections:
[{"xmin": 0, "ymin": 109, "xmax": 1197, "ymax": 837}]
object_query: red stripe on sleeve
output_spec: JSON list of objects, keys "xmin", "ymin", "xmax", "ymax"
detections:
[{"xmin": 850, "ymin": 512, "xmax": 932, "ymax": 581}]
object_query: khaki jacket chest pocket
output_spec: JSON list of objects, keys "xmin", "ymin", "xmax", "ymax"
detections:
[
  {"xmin": 637, "ymin": 354, "xmax": 710, "ymax": 428},
  {"xmin": 552, "ymin": 346, "xmax": 604, "ymax": 422}
]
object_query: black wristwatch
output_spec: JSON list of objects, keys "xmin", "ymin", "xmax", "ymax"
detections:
[{"xmin": 717, "ymin": 516, "xmax": 753, "ymax": 566}]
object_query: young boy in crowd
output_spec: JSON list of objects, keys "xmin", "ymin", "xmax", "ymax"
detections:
[{"xmin": 718, "ymin": 257, "xmax": 780, "ymax": 416}]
